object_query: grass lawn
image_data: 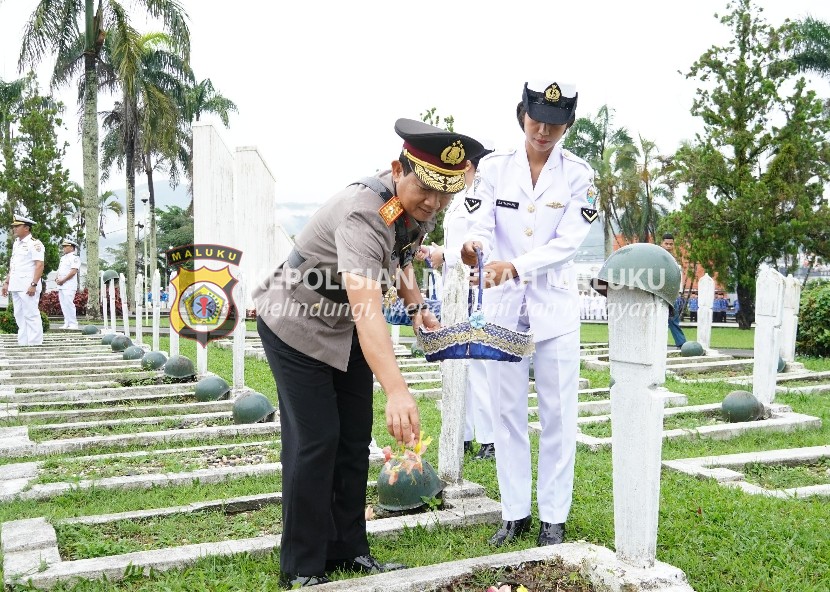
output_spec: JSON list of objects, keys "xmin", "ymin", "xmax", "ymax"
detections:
[
  {"xmin": 0, "ymin": 337, "xmax": 828, "ymax": 591},
  {"xmin": 580, "ymin": 322, "xmax": 756, "ymax": 349}
]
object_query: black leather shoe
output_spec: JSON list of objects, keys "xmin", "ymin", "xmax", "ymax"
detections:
[
  {"xmin": 279, "ymin": 573, "xmax": 330, "ymax": 588},
  {"xmin": 325, "ymin": 554, "xmax": 406, "ymax": 575},
  {"xmin": 488, "ymin": 516, "xmax": 532, "ymax": 546},
  {"xmin": 537, "ymin": 521, "xmax": 565, "ymax": 546},
  {"xmin": 463, "ymin": 440, "xmax": 474, "ymax": 453},
  {"xmin": 473, "ymin": 443, "xmax": 495, "ymax": 460}
]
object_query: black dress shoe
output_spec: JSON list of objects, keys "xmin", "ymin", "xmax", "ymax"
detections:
[
  {"xmin": 537, "ymin": 521, "xmax": 565, "ymax": 546},
  {"xmin": 463, "ymin": 440, "xmax": 474, "ymax": 453},
  {"xmin": 279, "ymin": 573, "xmax": 330, "ymax": 588},
  {"xmin": 325, "ymin": 554, "xmax": 406, "ymax": 575},
  {"xmin": 488, "ymin": 516, "xmax": 532, "ymax": 546},
  {"xmin": 473, "ymin": 442, "xmax": 495, "ymax": 460}
]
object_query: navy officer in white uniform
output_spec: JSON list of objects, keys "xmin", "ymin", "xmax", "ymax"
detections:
[
  {"xmin": 2, "ymin": 214, "xmax": 45, "ymax": 345},
  {"xmin": 462, "ymin": 80, "xmax": 596, "ymax": 547},
  {"xmin": 56, "ymin": 238, "xmax": 82, "ymax": 329}
]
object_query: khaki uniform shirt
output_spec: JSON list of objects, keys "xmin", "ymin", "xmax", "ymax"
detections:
[
  {"xmin": 253, "ymin": 171, "xmax": 431, "ymax": 371},
  {"xmin": 9, "ymin": 235, "xmax": 45, "ymax": 292}
]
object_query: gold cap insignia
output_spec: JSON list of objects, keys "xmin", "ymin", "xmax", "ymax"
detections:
[
  {"xmin": 544, "ymin": 83, "xmax": 561, "ymax": 103},
  {"xmin": 379, "ymin": 197, "xmax": 405, "ymax": 226},
  {"xmin": 440, "ymin": 141, "xmax": 465, "ymax": 165}
]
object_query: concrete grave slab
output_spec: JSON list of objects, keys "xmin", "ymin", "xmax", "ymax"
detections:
[{"xmin": 663, "ymin": 445, "xmax": 830, "ymax": 499}]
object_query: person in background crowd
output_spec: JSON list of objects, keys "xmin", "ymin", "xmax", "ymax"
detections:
[{"xmin": 661, "ymin": 234, "xmax": 687, "ymax": 348}]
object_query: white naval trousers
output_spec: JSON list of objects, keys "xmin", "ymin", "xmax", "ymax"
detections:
[
  {"xmin": 11, "ymin": 288, "xmax": 43, "ymax": 345},
  {"xmin": 58, "ymin": 290, "xmax": 78, "ymax": 328},
  {"xmin": 487, "ymin": 323, "xmax": 579, "ymax": 525},
  {"xmin": 464, "ymin": 358, "xmax": 494, "ymax": 444}
]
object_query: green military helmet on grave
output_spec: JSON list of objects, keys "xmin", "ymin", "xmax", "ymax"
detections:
[
  {"xmin": 101, "ymin": 333, "xmax": 116, "ymax": 345},
  {"xmin": 232, "ymin": 391, "xmax": 276, "ymax": 424},
  {"xmin": 195, "ymin": 375, "xmax": 231, "ymax": 402},
  {"xmin": 777, "ymin": 356, "xmax": 786, "ymax": 373},
  {"xmin": 377, "ymin": 459, "xmax": 445, "ymax": 511},
  {"xmin": 102, "ymin": 269, "xmax": 119, "ymax": 282},
  {"xmin": 163, "ymin": 354, "xmax": 196, "ymax": 379},
  {"xmin": 680, "ymin": 341, "xmax": 705, "ymax": 357},
  {"xmin": 141, "ymin": 350, "xmax": 168, "ymax": 370},
  {"xmin": 721, "ymin": 390, "xmax": 764, "ymax": 423},
  {"xmin": 110, "ymin": 334, "xmax": 133, "ymax": 352},
  {"xmin": 122, "ymin": 345, "xmax": 145, "ymax": 360},
  {"xmin": 595, "ymin": 243, "xmax": 681, "ymax": 309},
  {"xmin": 81, "ymin": 325, "xmax": 100, "ymax": 335}
]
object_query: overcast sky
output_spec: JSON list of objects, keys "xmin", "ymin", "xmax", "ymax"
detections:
[{"xmin": 1, "ymin": 0, "xmax": 828, "ymax": 209}]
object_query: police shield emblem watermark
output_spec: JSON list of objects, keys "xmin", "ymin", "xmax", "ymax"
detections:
[{"xmin": 166, "ymin": 244, "xmax": 243, "ymax": 345}]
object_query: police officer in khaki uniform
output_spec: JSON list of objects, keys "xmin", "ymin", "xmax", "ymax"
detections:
[
  {"xmin": 462, "ymin": 80, "xmax": 596, "ymax": 547},
  {"xmin": 56, "ymin": 238, "xmax": 81, "ymax": 329},
  {"xmin": 253, "ymin": 119, "xmax": 485, "ymax": 588},
  {"xmin": 2, "ymin": 214, "xmax": 45, "ymax": 345}
]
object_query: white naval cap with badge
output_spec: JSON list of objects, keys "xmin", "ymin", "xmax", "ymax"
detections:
[
  {"xmin": 61, "ymin": 238, "xmax": 79, "ymax": 250},
  {"xmin": 11, "ymin": 214, "xmax": 36, "ymax": 227},
  {"xmin": 520, "ymin": 80, "xmax": 598, "ymax": 223}
]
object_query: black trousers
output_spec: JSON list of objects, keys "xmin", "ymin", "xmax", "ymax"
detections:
[{"xmin": 257, "ymin": 318, "xmax": 373, "ymax": 576}]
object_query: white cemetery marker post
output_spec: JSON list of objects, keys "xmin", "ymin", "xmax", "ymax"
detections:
[
  {"xmin": 780, "ymin": 274, "xmax": 801, "ymax": 363},
  {"xmin": 166, "ymin": 275, "xmax": 179, "ymax": 357},
  {"xmin": 118, "ymin": 273, "xmax": 131, "ymax": 339},
  {"xmin": 233, "ymin": 273, "xmax": 246, "ymax": 392},
  {"xmin": 100, "ymin": 272, "xmax": 109, "ymax": 332},
  {"xmin": 752, "ymin": 266, "xmax": 784, "ymax": 405},
  {"xmin": 438, "ymin": 262, "xmax": 469, "ymax": 484},
  {"xmin": 697, "ymin": 273, "xmax": 715, "ymax": 352},
  {"xmin": 608, "ymin": 285, "xmax": 669, "ymax": 568},
  {"xmin": 134, "ymin": 274, "xmax": 144, "ymax": 345},
  {"xmin": 151, "ymin": 271, "xmax": 161, "ymax": 351},
  {"xmin": 108, "ymin": 278, "xmax": 118, "ymax": 333},
  {"xmin": 391, "ymin": 324, "xmax": 400, "ymax": 348}
]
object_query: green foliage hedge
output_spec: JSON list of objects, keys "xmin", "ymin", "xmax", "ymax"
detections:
[
  {"xmin": 0, "ymin": 301, "xmax": 50, "ymax": 334},
  {"xmin": 796, "ymin": 280, "xmax": 830, "ymax": 357}
]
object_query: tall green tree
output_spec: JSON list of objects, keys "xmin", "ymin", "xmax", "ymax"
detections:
[
  {"xmin": 664, "ymin": 0, "xmax": 830, "ymax": 329},
  {"xmin": 563, "ymin": 105, "xmax": 636, "ymax": 256},
  {"xmin": 0, "ymin": 81, "xmax": 81, "ymax": 274},
  {"xmin": 19, "ymin": 0, "xmax": 190, "ymax": 318},
  {"xmin": 615, "ymin": 136, "xmax": 673, "ymax": 244},
  {"xmin": 0, "ymin": 77, "xmax": 27, "ymax": 201},
  {"xmin": 790, "ymin": 16, "xmax": 830, "ymax": 77}
]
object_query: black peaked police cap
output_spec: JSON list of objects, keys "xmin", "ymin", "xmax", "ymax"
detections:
[{"xmin": 395, "ymin": 118, "xmax": 487, "ymax": 194}]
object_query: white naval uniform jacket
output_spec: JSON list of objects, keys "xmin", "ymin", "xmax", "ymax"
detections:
[
  {"xmin": 57, "ymin": 252, "xmax": 81, "ymax": 291},
  {"xmin": 8, "ymin": 235, "xmax": 45, "ymax": 292},
  {"xmin": 464, "ymin": 144, "xmax": 595, "ymax": 342}
]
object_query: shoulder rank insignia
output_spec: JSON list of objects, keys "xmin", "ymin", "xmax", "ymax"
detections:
[
  {"xmin": 581, "ymin": 207, "xmax": 598, "ymax": 223},
  {"xmin": 378, "ymin": 197, "xmax": 404, "ymax": 226},
  {"xmin": 465, "ymin": 197, "xmax": 481, "ymax": 213},
  {"xmin": 546, "ymin": 201, "xmax": 565, "ymax": 209},
  {"xmin": 34, "ymin": 242, "xmax": 43, "ymax": 252}
]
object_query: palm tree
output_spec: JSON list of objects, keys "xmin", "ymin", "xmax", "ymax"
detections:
[
  {"xmin": 19, "ymin": 0, "xmax": 190, "ymax": 319},
  {"xmin": 563, "ymin": 105, "xmax": 637, "ymax": 257},
  {"xmin": 98, "ymin": 30, "xmax": 190, "ymax": 304},
  {"xmin": 66, "ymin": 187, "xmax": 123, "ymax": 243}
]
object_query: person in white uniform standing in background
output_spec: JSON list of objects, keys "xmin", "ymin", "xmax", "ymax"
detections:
[
  {"xmin": 2, "ymin": 214, "xmax": 45, "ymax": 345},
  {"xmin": 421, "ymin": 139, "xmax": 497, "ymax": 460},
  {"xmin": 461, "ymin": 80, "xmax": 596, "ymax": 547},
  {"xmin": 56, "ymin": 238, "xmax": 81, "ymax": 329}
]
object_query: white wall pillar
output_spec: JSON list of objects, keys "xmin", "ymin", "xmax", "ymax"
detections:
[
  {"xmin": 100, "ymin": 272, "xmax": 109, "ymax": 333},
  {"xmin": 438, "ymin": 262, "xmax": 469, "ymax": 484},
  {"xmin": 780, "ymin": 274, "xmax": 801, "ymax": 363},
  {"xmin": 108, "ymin": 279, "xmax": 118, "ymax": 333},
  {"xmin": 697, "ymin": 274, "xmax": 714, "ymax": 351},
  {"xmin": 609, "ymin": 286, "xmax": 667, "ymax": 569},
  {"xmin": 752, "ymin": 266, "xmax": 784, "ymax": 405}
]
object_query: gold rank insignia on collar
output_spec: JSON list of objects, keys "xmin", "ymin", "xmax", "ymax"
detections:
[
  {"xmin": 379, "ymin": 197, "xmax": 405, "ymax": 226},
  {"xmin": 546, "ymin": 201, "xmax": 565, "ymax": 209}
]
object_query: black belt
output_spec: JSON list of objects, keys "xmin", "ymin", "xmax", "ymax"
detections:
[{"xmin": 286, "ymin": 249, "xmax": 350, "ymax": 304}]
